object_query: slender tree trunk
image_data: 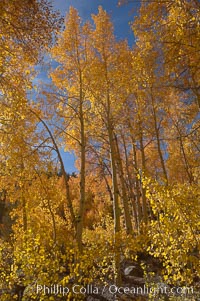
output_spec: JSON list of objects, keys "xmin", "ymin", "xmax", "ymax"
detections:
[
  {"xmin": 121, "ymin": 134, "xmax": 138, "ymax": 232},
  {"xmin": 176, "ymin": 125, "xmax": 194, "ymax": 183},
  {"xmin": 22, "ymin": 194, "xmax": 27, "ymax": 233},
  {"xmin": 132, "ymin": 139, "xmax": 143, "ymax": 227},
  {"xmin": 20, "ymin": 161, "xmax": 27, "ymax": 234},
  {"xmin": 106, "ymin": 91, "xmax": 121, "ymax": 285},
  {"xmin": 108, "ymin": 124, "xmax": 120, "ymax": 234},
  {"xmin": 76, "ymin": 76, "xmax": 86, "ymax": 253},
  {"xmin": 108, "ymin": 127, "xmax": 121, "ymax": 286},
  {"xmin": 138, "ymin": 128, "xmax": 148, "ymax": 224},
  {"xmin": 151, "ymin": 93, "xmax": 168, "ymax": 184},
  {"xmin": 114, "ymin": 134, "xmax": 133, "ymax": 235}
]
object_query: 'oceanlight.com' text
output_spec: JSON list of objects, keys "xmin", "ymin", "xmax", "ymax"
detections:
[{"xmin": 36, "ymin": 283, "xmax": 194, "ymax": 297}]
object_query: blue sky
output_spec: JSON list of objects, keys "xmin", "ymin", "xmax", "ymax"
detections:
[{"xmin": 52, "ymin": 0, "xmax": 139, "ymax": 46}]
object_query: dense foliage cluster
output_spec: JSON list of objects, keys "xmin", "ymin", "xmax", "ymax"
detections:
[{"xmin": 0, "ymin": 0, "xmax": 199, "ymax": 300}]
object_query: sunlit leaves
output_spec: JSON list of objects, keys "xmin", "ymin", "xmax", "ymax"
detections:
[{"xmin": 145, "ymin": 179, "xmax": 200, "ymax": 284}]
